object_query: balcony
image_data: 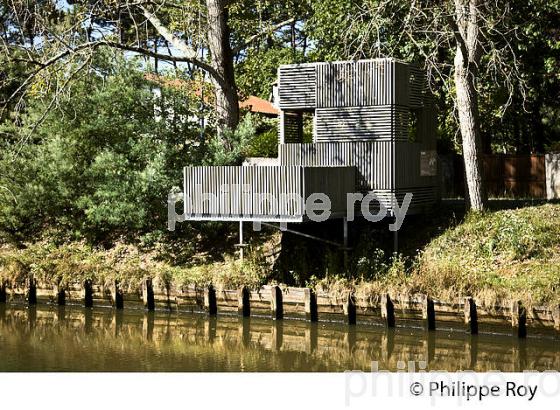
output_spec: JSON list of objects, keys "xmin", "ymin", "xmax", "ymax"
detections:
[{"xmin": 183, "ymin": 165, "xmax": 356, "ymax": 222}]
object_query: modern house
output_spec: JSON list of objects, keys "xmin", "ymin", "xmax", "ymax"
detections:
[{"xmin": 182, "ymin": 59, "xmax": 439, "ymax": 226}]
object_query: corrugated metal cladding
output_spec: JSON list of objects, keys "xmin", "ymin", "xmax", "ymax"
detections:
[
  {"xmin": 316, "ymin": 60, "xmax": 395, "ymax": 107},
  {"xmin": 395, "ymin": 187, "xmax": 439, "ymax": 212},
  {"xmin": 303, "ymin": 167, "xmax": 356, "ymax": 216},
  {"xmin": 406, "ymin": 66, "xmax": 428, "ymax": 108},
  {"xmin": 279, "ymin": 142, "xmax": 393, "ymax": 191},
  {"xmin": 315, "ymin": 105, "xmax": 427, "ymax": 143},
  {"xmin": 184, "ymin": 166, "xmax": 304, "ymax": 220},
  {"xmin": 394, "ymin": 142, "xmax": 438, "ymax": 188},
  {"xmin": 314, "ymin": 106, "xmax": 394, "ymax": 141},
  {"xmin": 365, "ymin": 187, "xmax": 438, "ymax": 213},
  {"xmin": 183, "ymin": 165, "xmax": 355, "ymax": 221},
  {"xmin": 277, "ymin": 59, "xmax": 429, "ymax": 110},
  {"xmin": 182, "ymin": 58, "xmax": 439, "ymax": 221},
  {"xmin": 278, "ymin": 64, "xmax": 316, "ymax": 110}
]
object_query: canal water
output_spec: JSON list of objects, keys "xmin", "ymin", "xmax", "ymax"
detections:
[{"xmin": 0, "ymin": 304, "xmax": 558, "ymax": 372}]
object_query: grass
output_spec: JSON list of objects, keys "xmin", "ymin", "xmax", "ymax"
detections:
[
  {"xmin": 0, "ymin": 240, "xmax": 273, "ymax": 293},
  {"xmin": 412, "ymin": 203, "xmax": 560, "ymax": 308},
  {"xmin": 307, "ymin": 203, "xmax": 560, "ymax": 310}
]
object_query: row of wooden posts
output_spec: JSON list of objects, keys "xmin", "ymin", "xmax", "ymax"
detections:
[{"xmin": 0, "ymin": 277, "xmax": 540, "ymax": 339}]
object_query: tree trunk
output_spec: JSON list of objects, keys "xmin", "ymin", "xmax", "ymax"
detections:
[
  {"xmin": 206, "ymin": 0, "xmax": 239, "ymax": 132},
  {"xmin": 453, "ymin": 0, "xmax": 487, "ymax": 211}
]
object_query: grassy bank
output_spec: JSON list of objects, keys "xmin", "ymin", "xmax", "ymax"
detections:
[
  {"xmin": 1, "ymin": 204, "xmax": 559, "ymax": 309},
  {"xmin": 414, "ymin": 203, "xmax": 560, "ymax": 307},
  {"xmin": 306, "ymin": 203, "xmax": 560, "ymax": 309},
  {"xmin": 0, "ymin": 241, "xmax": 273, "ymax": 293}
]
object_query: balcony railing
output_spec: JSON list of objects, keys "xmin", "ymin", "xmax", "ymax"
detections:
[{"xmin": 183, "ymin": 165, "xmax": 355, "ymax": 222}]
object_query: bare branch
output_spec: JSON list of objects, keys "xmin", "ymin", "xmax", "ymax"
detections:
[
  {"xmin": 1, "ymin": 39, "xmax": 225, "ymax": 112},
  {"xmin": 139, "ymin": 5, "xmax": 198, "ymax": 59}
]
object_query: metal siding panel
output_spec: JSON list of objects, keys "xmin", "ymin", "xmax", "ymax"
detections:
[
  {"xmin": 278, "ymin": 65, "xmax": 316, "ymax": 109},
  {"xmin": 315, "ymin": 106, "xmax": 394, "ymax": 141},
  {"xmin": 279, "ymin": 141, "xmax": 393, "ymax": 191}
]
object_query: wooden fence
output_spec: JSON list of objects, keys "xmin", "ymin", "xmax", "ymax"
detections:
[
  {"xmin": 440, "ymin": 154, "xmax": 553, "ymax": 198},
  {"xmin": 1, "ymin": 279, "xmax": 559, "ymax": 340}
]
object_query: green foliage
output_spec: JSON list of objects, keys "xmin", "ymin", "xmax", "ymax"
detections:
[
  {"xmin": 236, "ymin": 48, "xmax": 306, "ymax": 99},
  {"xmin": 0, "ymin": 55, "xmax": 202, "ymax": 241},
  {"xmin": 247, "ymin": 126, "xmax": 279, "ymax": 157},
  {"xmin": 204, "ymin": 113, "xmax": 257, "ymax": 165}
]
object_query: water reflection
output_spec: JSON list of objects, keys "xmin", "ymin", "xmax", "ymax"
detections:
[{"xmin": 0, "ymin": 304, "xmax": 557, "ymax": 372}]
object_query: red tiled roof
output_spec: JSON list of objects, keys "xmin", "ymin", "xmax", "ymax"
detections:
[
  {"xmin": 145, "ymin": 73, "xmax": 278, "ymax": 116},
  {"xmin": 239, "ymin": 95, "xmax": 278, "ymax": 115}
]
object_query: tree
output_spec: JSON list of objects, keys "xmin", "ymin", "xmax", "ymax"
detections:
[
  {"xmin": 0, "ymin": 0, "xmax": 298, "ymax": 133},
  {"xmin": 206, "ymin": 0, "xmax": 239, "ymax": 129},
  {"xmin": 231, "ymin": 0, "xmax": 311, "ymax": 98},
  {"xmin": 0, "ymin": 54, "xmax": 203, "ymax": 240},
  {"xmin": 452, "ymin": 0, "xmax": 486, "ymax": 210},
  {"xmin": 308, "ymin": 0, "xmax": 536, "ymax": 210}
]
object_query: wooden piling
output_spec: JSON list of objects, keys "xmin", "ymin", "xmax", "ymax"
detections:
[
  {"xmin": 381, "ymin": 293, "xmax": 395, "ymax": 327},
  {"xmin": 513, "ymin": 341, "xmax": 528, "ymax": 371},
  {"xmin": 112, "ymin": 310, "xmax": 123, "ymax": 336},
  {"xmin": 56, "ymin": 283, "xmax": 66, "ymax": 306},
  {"xmin": 204, "ymin": 285, "xmax": 217, "ymax": 315},
  {"xmin": 27, "ymin": 305, "xmax": 37, "ymax": 329},
  {"xmin": 271, "ymin": 322, "xmax": 283, "ymax": 351},
  {"xmin": 142, "ymin": 278, "xmax": 155, "ymax": 311},
  {"xmin": 26, "ymin": 276, "xmax": 37, "ymax": 306},
  {"xmin": 204, "ymin": 317, "xmax": 217, "ymax": 343},
  {"xmin": 304, "ymin": 288, "xmax": 318, "ymax": 322},
  {"xmin": 424, "ymin": 331, "xmax": 436, "ymax": 363},
  {"xmin": 83, "ymin": 279, "xmax": 93, "ymax": 308},
  {"xmin": 111, "ymin": 280, "xmax": 124, "ymax": 309},
  {"xmin": 56, "ymin": 306, "xmax": 66, "ymax": 322},
  {"xmin": 464, "ymin": 335, "xmax": 479, "ymax": 369},
  {"xmin": 552, "ymin": 305, "xmax": 560, "ymax": 333},
  {"xmin": 0, "ymin": 281, "xmax": 6, "ymax": 303},
  {"xmin": 270, "ymin": 285, "xmax": 283, "ymax": 320},
  {"xmin": 142, "ymin": 313, "xmax": 154, "ymax": 341},
  {"xmin": 239, "ymin": 317, "xmax": 250, "ymax": 346},
  {"xmin": 464, "ymin": 297, "xmax": 478, "ymax": 335},
  {"xmin": 238, "ymin": 286, "xmax": 250, "ymax": 317},
  {"xmin": 304, "ymin": 326, "xmax": 318, "ymax": 353},
  {"xmin": 511, "ymin": 300, "xmax": 527, "ymax": 338},
  {"xmin": 381, "ymin": 330, "xmax": 395, "ymax": 361},
  {"xmin": 6, "ymin": 279, "xmax": 560, "ymax": 337},
  {"xmin": 83, "ymin": 309, "xmax": 93, "ymax": 333},
  {"xmin": 422, "ymin": 295, "xmax": 436, "ymax": 331},
  {"xmin": 345, "ymin": 327, "xmax": 356, "ymax": 352},
  {"xmin": 343, "ymin": 291, "xmax": 356, "ymax": 325}
]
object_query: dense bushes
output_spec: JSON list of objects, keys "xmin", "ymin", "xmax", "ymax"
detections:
[
  {"xmin": 0, "ymin": 56, "xmax": 277, "ymax": 247},
  {"xmin": 1, "ymin": 57, "xmax": 198, "ymax": 241}
]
